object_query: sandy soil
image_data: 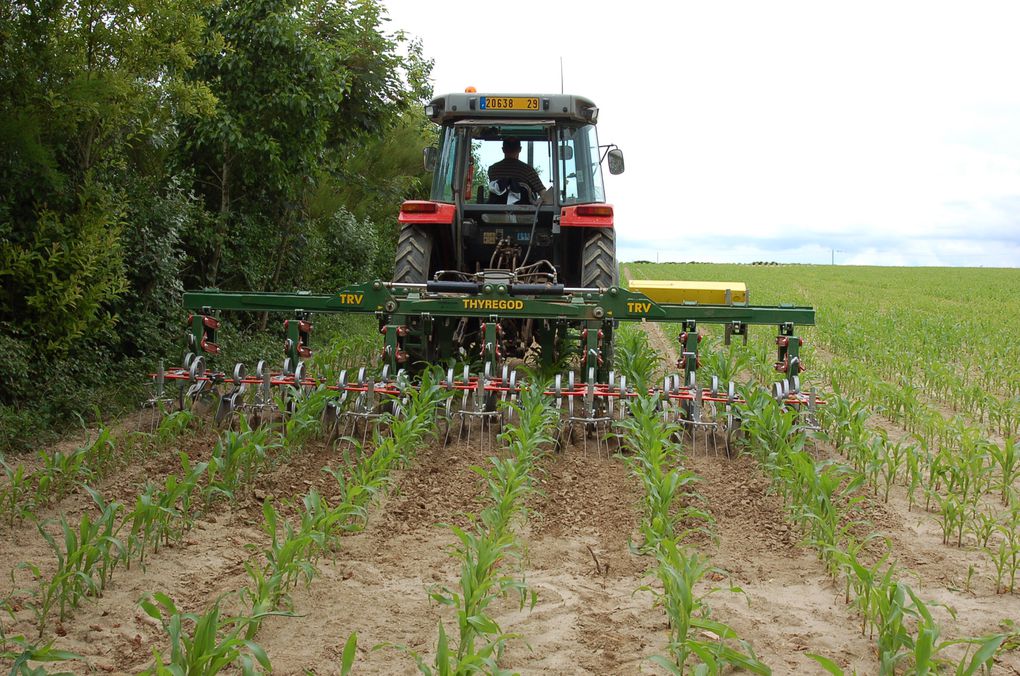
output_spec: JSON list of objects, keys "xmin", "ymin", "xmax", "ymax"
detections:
[{"xmin": 1, "ymin": 292, "xmax": 1018, "ymax": 674}]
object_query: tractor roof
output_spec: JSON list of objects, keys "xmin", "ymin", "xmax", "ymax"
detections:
[{"xmin": 425, "ymin": 92, "xmax": 599, "ymax": 125}]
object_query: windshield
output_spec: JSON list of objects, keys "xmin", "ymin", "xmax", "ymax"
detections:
[{"xmin": 430, "ymin": 122, "xmax": 605, "ymax": 205}]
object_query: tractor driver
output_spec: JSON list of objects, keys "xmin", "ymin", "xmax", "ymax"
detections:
[{"xmin": 488, "ymin": 139, "xmax": 547, "ymax": 202}]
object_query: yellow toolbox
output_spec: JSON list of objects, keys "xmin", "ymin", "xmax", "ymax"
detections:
[{"xmin": 628, "ymin": 280, "xmax": 747, "ymax": 305}]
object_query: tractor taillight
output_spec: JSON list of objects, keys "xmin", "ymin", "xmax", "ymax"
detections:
[
  {"xmin": 560, "ymin": 204, "xmax": 614, "ymax": 227},
  {"xmin": 401, "ymin": 201, "xmax": 439, "ymax": 213},
  {"xmin": 399, "ymin": 200, "xmax": 455, "ymax": 225}
]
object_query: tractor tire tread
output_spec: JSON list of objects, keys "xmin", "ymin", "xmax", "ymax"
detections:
[
  {"xmin": 394, "ymin": 224, "xmax": 431, "ymax": 283},
  {"xmin": 581, "ymin": 228, "xmax": 618, "ymax": 288}
]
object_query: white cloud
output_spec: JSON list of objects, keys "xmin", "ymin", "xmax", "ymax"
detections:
[{"xmin": 383, "ymin": 0, "xmax": 1020, "ymax": 267}]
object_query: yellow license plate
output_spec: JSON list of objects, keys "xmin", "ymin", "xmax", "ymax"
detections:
[{"xmin": 480, "ymin": 96, "xmax": 539, "ymax": 111}]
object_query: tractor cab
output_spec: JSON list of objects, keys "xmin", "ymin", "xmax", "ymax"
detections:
[{"xmin": 398, "ymin": 92, "xmax": 624, "ymax": 290}]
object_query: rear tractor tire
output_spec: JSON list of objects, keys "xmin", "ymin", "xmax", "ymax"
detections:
[
  {"xmin": 581, "ymin": 228, "xmax": 618, "ymax": 289},
  {"xmin": 394, "ymin": 224, "xmax": 433, "ymax": 284},
  {"xmin": 580, "ymin": 228, "xmax": 618, "ymax": 381}
]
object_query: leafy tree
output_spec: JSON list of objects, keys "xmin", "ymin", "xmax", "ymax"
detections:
[
  {"xmin": 0, "ymin": 0, "xmax": 214, "ymax": 355},
  {"xmin": 178, "ymin": 0, "xmax": 433, "ymax": 295},
  {"xmin": 0, "ymin": 0, "xmax": 213, "ymax": 446},
  {"xmin": 0, "ymin": 0, "xmax": 436, "ymax": 449}
]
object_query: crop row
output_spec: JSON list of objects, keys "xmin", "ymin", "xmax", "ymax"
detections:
[
  {"xmin": 649, "ymin": 278, "xmax": 1020, "ymax": 600},
  {"xmin": 1, "ymin": 372, "xmax": 447, "ymax": 672},
  {"xmin": 0, "ymin": 424, "xmax": 124, "ymax": 529},
  {"xmin": 385, "ymin": 382, "xmax": 559, "ymax": 674},
  {"xmin": 735, "ymin": 384, "xmax": 1008, "ymax": 674},
  {"xmin": 615, "ymin": 388, "xmax": 770, "ymax": 675},
  {"xmin": 139, "ymin": 370, "xmax": 447, "ymax": 673},
  {"xmin": 615, "ymin": 315, "xmax": 1014, "ymax": 673}
]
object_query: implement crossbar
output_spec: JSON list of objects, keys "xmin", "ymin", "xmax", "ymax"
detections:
[{"xmin": 183, "ymin": 281, "xmax": 815, "ymax": 326}]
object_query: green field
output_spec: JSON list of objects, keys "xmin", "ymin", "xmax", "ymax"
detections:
[
  {"xmin": 626, "ymin": 263, "xmax": 1020, "ymax": 420},
  {"xmin": 3, "ymin": 263, "xmax": 1019, "ymax": 674}
]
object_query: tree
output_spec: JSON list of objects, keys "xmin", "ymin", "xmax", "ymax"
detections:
[
  {"xmin": 177, "ymin": 0, "xmax": 433, "ymax": 295},
  {"xmin": 0, "ymin": 0, "xmax": 213, "ymax": 356}
]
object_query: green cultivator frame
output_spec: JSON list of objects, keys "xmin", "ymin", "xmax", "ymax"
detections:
[{"xmin": 149, "ymin": 278, "xmax": 820, "ymax": 454}]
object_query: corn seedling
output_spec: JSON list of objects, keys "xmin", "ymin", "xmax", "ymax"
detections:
[
  {"xmin": 34, "ymin": 447, "xmax": 91, "ymax": 506},
  {"xmin": 127, "ymin": 453, "xmax": 208, "ymax": 569},
  {"xmin": 614, "ymin": 328, "xmax": 660, "ymax": 392},
  {"xmin": 618, "ymin": 392, "xmax": 767, "ymax": 674},
  {"xmin": 156, "ymin": 408, "xmax": 196, "ymax": 444},
  {"xmin": 204, "ymin": 418, "xmax": 279, "ymax": 503},
  {"xmin": 139, "ymin": 592, "xmax": 273, "ymax": 675},
  {"xmin": 240, "ymin": 500, "xmax": 320, "ymax": 639},
  {"xmin": 1, "ymin": 460, "xmax": 32, "ymax": 527},
  {"xmin": 24, "ymin": 487, "xmax": 125, "ymax": 635},
  {"xmin": 644, "ymin": 538, "xmax": 769, "ymax": 675},
  {"xmin": 418, "ymin": 383, "xmax": 553, "ymax": 672},
  {"xmin": 989, "ymin": 437, "xmax": 1018, "ymax": 505},
  {"xmin": 0, "ymin": 636, "xmax": 79, "ymax": 676}
]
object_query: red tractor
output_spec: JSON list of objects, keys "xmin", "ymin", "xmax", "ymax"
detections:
[{"xmin": 393, "ymin": 90, "xmax": 625, "ymax": 366}]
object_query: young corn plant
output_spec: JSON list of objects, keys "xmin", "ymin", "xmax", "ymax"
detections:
[
  {"xmin": 989, "ymin": 437, "xmax": 1018, "ymax": 505},
  {"xmin": 699, "ymin": 336, "xmax": 751, "ymax": 386},
  {"xmin": 24, "ymin": 487, "xmax": 125, "ymax": 635},
  {"xmin": 155, "ymin": 408, "xmax": 196, "ymax": 445},
  {"xmin": 139, "ymin": 592, "xmax": 272, "ymax": 675},
  {"xmin": 427, "ymin": 525, "xmax": 528, "ymax": 669},
  {"xmin": 617, "ymin": 395, "xmax": 709, "ymax": 550},
  {"xmin": 0, "ymin": 636, "xmax": 79, "ymax": 676},
  {"xmin": 1, "ymin": 459, "xmax": 32, "ymax": 527},
  {"xmin": 645, "ymin": 538, "xmax": 769, "ymax": 676},
  {"xmin": 278, "ymin": 386, "xmax": 331, "ymax": 458},
  {"xmin": 204, "ymin": 419, "xmax": 279, "ymax": 503},
  {"xmin": 620, "ymin": 392, "xmax": 767, "ymax": 675},
  {"xmin": 34, "ymin": 446, "xmax": 91, "ymax": 506},
  {"xmin": 126, "ymin": 453, "xmax": 208, "ymax": 569},
  {"xmin": 418, "ymin": 383, "xmax": 554, "ymax": 673},
  {"xmin": 240, "ymin": 500, "xmax": 321, "ymax": 639},
  {"xmin": 614, "ymin": 328, "xmax": 660, "ymax": 392},
  {"xmin": 905, "ymin": 587, "xmax": 1006, "ymax": 676}
]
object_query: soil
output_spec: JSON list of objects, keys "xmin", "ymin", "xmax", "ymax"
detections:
[{"xmin": 1, "ymin": 279, "xmax": 1018, "ymax": 673}]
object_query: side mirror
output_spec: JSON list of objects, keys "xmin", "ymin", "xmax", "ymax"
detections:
[
  {"xmin": 559, "ymin": 145, "xmax": 574, "ymax": 161},
  {"xmin": 423, "ymin": 146, "xmax": 438, "ymax": 172},
  {"xmin": 607, "ymin": 148, "xmax": 625, "ymax": 175}
]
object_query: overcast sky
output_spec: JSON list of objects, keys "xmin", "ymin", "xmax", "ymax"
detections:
[{"xmin": 381, "ymin": 0, "xmax": 1020, "ymax": 267}]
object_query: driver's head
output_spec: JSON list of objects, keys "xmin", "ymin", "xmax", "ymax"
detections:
[{"xmin": 502, "ymin": 139, "xmax": 522, "ymax": 157}]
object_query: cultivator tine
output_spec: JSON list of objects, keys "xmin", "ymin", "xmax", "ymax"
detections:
[
  {"xmin": 322, "ymin": 369, "xmax": 347, "ymax": 444},
  {"xmin": 214, "ymin": 363, "xmax": 247, "ymax": 427},
  {"xmin": 617, "ymin": 374, "xmax": 628, "ymax": 422},
  {"xmin": 285, "ymin": 361, "xmax": 314, "ymax": 418},
  {"xmin": 348, "ymin": 367, "xmax": 377, "ymax": 451},
  {"xmin": 804, "ymin": 389, "xmax": 821, "ymax": 431},
  {"xmin": 446, "ymin": 364, "xmax": 501, "ymax": 451},
  {"xmin": 707, "ymin": 376, "xmax": 721, "ymax": 456},
  {"xmin": 441, "ymin": 367, "xmax": 456, "ymax": 448},
  {"xmin": 245, "ymin": 360, "xmax": 276, "ymax": 429},
  {"xmin": 182, "ymin": 355, "xmax": 218, "ymax": 416},
  {"xmin": 783, "ymin": 377, "xmax": 821, "ymax": 432},
  {"xmin": 500, "ymin": 365, "xmax": 518, "ymax": 427},
  {"xmin": 722, "ymin": 381, "xmax": 741, "ymax": 457},
  {"xmin": 552, "ymin": 374, "xmax": 567, "ymax": 450},
  {"xmin": 555, "ymin": 367, "xmax": 615, "ymax": 457},
  {"xmin": 143, "ymin": 360, "xmax": 177, "ymax": 431},
  {"xmin": 322, "ymin": 399, "xmax": 340, "ymax": 445}
]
